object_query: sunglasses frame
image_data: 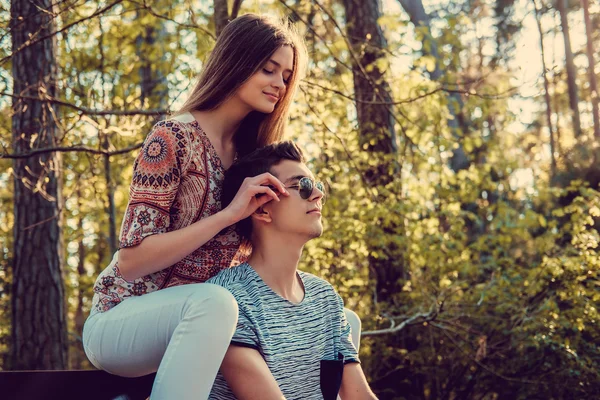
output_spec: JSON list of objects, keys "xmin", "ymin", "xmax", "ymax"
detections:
[{"xmin": 287, "ymin": 177, "xmax": 326, "ymax": 204}]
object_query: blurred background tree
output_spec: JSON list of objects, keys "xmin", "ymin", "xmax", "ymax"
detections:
[{"xmin": 1, "ymin": 0, "xmax": 599, "ymax": 398}]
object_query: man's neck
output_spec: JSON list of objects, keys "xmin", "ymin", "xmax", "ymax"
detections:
[{"xmin": 247, "ymin": 235, "xmax": 306, "ymax": 304}]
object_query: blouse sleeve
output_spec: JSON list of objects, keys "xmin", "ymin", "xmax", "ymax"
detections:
[{"xmin": 118, "ymin": 120, "xmax": 193, "ymax": 249}]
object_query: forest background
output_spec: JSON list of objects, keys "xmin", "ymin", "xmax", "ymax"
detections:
[{"xmin": 1, "ymin": 0, "xmax": 599, "ymax": 399}]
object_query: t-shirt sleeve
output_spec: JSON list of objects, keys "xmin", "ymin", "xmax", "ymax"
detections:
[
  {"xmin": 336, "ymin": 294, "xmax": 360, "ymax": 364},
  {"xmin": 207, "ymin": 270, "xmax": 261, "ymax": 351},
  {"xmin": 118, "ymin": 120, "xmax": 193, "ymax": 249},
  {"xmin": 231, "ymin": 307, "xmax": 260, "ymax": 350}
]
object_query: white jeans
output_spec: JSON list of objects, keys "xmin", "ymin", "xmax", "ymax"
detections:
[
  {"xmin": 83, "ymin": 282, "xmax": 362, "ymax": 400},
  {"xmin": 83, "ymin": 283, "xmax": 238, "ymax": 400}
]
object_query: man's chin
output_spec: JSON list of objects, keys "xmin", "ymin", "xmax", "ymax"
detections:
[{"xmin": 307, "ymin": 228, "xmax": 323, "ymax": 240}]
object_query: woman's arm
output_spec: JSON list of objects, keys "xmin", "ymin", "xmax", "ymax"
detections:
[
  {"xmin": 220, "ymin": 345, "xmax": 286, "ymax": 400},
  {"xmin": 118, "ymin": 210, "xmax": 234, "ymax": 281},
  {"xmin": 118, "ymin": 172, "xmax": 288, "ymax": 281},
  {"xmin": 339, "ymin": 363, "xmax": 378, "ymax": 400}
]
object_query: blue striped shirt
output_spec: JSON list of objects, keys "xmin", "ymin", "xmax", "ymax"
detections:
[{"xmin": 207, "ymin": 262, "xmax": 359, "ymax": 399}]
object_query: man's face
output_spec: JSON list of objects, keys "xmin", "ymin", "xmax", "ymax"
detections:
[{"xmin": 260, "ymin": 160, "xmax": 325, "ymax": 241}]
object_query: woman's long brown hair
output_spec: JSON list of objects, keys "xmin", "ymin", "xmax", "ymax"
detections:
[{"xmin": 177, "ymin": 14, "xmax": 307, "ymax": 157}]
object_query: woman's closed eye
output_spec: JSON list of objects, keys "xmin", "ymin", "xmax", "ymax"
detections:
[{"xmin": 263, "ymin": 69, "xmax": 290, "ymax": 85}]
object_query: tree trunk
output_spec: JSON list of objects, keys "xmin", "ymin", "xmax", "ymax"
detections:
[
  {"xmin": 214, "ymin": 0, "xmax": 244, "ymax": 37},
  {"xmin": 214, "ymin": 0, "xmax": 229, "ymax": 37},
  {"xmin": 556, "ymin": 0, "xmax": 582, "ymax": 138},
  {"xmin": 100, "ymin": 17, "xmax": 119, "ymax": 255},
  {"xmin": 397, "ymin": 0, "xmax": 470, "ymax": 171},
  {"xmin": 553, "ymin": 72, "xmax": 563, "ymax": 154},
  {"xmin": 72, "ymin": 187, "xmax": 86, "ymax": 369},
  {"xmin": 533, "ymin": 0, "xmax": 557, "ymax": 178},
  {"xmin": 231, "ymin": 0, "xmax": 243, "ymax": 20},
  {"xmin": 581, "ymin": 0, "xmax": 600, "ymax": 139},
  {"xmin": 342, "ymin": 0, "xmax": 404, "ymax": 302},
  {"xmin": 135, "ymin": 19, "xmax": 169, "ymax": 115},
  {"xmin": 103, "ymin": 140, "xmax": 117, "ymax": 255},
  {"xmin": 10, "ymin": 0, "xmax": 68, "ymax": 369}
]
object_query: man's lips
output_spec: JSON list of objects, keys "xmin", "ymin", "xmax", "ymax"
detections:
[{"xmin": 307, "ymin": 209, "xmax": 321, "ymax": 214}]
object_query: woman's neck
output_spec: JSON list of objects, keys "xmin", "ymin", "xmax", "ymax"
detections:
[{"xmin": 191, "ymin": 96, "xmax": 252, "ymax": 143}]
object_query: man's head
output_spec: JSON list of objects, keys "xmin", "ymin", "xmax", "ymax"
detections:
[{"xmin": 222, "ymin": 141, "xmax": 325, "ymax": 244}]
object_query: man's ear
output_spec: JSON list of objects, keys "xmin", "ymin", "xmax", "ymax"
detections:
[{"xmin": 251, "ymin": 206, "xmax": 272, "ymax": 224}]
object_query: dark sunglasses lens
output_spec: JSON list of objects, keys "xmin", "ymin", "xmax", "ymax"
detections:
[
  {"xmin": 298, "ymin": 178, "xmax": 327, "ymax": 204},
  {"xmin": 299, "ymin": 178, "xmax": 312, "ymax": 199}
]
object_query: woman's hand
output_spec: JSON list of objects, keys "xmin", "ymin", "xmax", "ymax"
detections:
[{"xmin": 221, "ymin": 173, "xmax": 289, "ymax": 224}]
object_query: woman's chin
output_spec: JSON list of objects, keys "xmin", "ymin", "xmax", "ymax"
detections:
[{"xmin": 252, "ymin": 102, "xmax": 277, "ymax": 114}]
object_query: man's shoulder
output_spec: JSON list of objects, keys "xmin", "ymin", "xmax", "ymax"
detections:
[
  {"xmin": 299, "ymin": 271, "xmax": 337, "ymax": 295},
  {"xmin": 207, "ymin": 263, "xmax": 255, "ymax": 292}
]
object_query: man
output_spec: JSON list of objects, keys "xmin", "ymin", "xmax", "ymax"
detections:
[{"xmin": 207, "ymin": 141, "xmax": 377, "ymax": 399}]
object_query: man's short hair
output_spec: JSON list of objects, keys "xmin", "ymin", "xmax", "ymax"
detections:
[{"xmin": 222, "ymin": 140, "xmax": 305, "ymax": 239}]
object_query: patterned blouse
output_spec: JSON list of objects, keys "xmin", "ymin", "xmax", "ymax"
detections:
[{"xmin": 91, "ymin": 112, "xmax": 249, "ymax": 313}]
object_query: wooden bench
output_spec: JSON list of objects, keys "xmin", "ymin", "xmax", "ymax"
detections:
[{"xmin": 0, "ymin": 370, "xmax": 155, "ymax": 400}]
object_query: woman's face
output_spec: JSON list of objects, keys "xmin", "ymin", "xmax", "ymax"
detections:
[{"xmin": 235, "ymin": 45, "xmax": 294, "ymax": 114}]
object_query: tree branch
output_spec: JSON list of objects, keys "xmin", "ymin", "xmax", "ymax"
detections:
[
  {"xmin": 231, "ymin": 0, "xmax": 244, "ymax": 19},
  {"xmin": 300, "ymin": 87, "xmax": 378, "ymax": 203},
  {"xmin": 432, "ymin": 322, "xmax": 547, "ymax": 384},
  {"xmin": 0, "ymin": 0, "xmax": 77, "ymax": 46},
  {"xmin": 1, "ymin": 0, "xmax": 125, "ymax": 66},
  {"xmin": 302, "ymin": 80, "xmax": 516, "ymax": 104},
  {"xmin": 276, "ymin": 0, "xmax": 353, "ymax": 72},
  {"xmin": 129, "ymin": 0, "xmax": 216, "ymax": 40},
  {"xmin": 1, "ymin": 92, "xmax": 168, "ymax": 116},
  {"xmin": 362, "ymin": 303, "xmax": 438, "ymax": 336},
  {"xmin": 1, "ymin": 142, "xmax": 143, "ymax": 159}
]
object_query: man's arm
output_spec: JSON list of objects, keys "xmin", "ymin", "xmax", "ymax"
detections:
[
  {"xmin": 220, "ymin": 345, "xmax": 286, "ymax": 400},
  {"xmin": 339, "ymin": 363, "xmax": 378, "ymax": 400}
]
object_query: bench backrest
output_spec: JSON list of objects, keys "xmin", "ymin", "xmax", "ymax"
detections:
[{"xmin": 0, "ymin": 370, "xmax": 155, "ymax": 400}]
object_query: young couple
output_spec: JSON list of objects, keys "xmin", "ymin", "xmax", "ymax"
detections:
[{"xmin": 83, "ymin": 14, "xmax": 376, "ymax": 400}]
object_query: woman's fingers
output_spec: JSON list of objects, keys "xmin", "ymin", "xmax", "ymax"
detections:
[
  {"xmin": 249, "ymin": 185, "xmax": 280, "ymax": 202},
  {"xmin": 249, "ymin": 173, "xmax": 288, "ymax": 195},
  {"xmin": 256, "ymin": 193, "xmax": 276, "ymax": 208}
]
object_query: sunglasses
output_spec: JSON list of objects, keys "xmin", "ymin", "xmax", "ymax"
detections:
[
  {"xmin": 286, "ymin": 177, "xmax": 326, "ymax": 204},
  {"xmin": 265, "ymin": 177, "xmax": 326, "ymax": 204}
]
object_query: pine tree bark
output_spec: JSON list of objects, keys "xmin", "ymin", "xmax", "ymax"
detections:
[
  {"xmin": 214, "ymin": 0, "xmax": 229, "ymax": 37},
  {"xmin": 342, "ymin": 0, "xmax": 404, "ymax": 302},
  {"xmin": 581, "ymin": 0, "xmax": 600, "ymax": 139},
  {"xmin": 10, "ymin": 0, "xmax": 68, "ymax": 369},
  {"xmin": 342, "ymin": 0, "xmax": 396, "ymax": 169},
  {"xmin": 556, "ymin": 0, "xmax": 582, "ymax": 138}
]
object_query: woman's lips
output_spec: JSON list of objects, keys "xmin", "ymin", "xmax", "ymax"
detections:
[{"xmin": 264, "ymin": 92, "xmax": 279, "ymax": 102}]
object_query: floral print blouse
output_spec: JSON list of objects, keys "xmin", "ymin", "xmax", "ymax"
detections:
[{"xmin": 91, "ymin": 112, "xmax": 248, "ymax": 313}]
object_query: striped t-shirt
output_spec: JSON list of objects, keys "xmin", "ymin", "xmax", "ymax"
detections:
[{"xmin": 207, "ymin": 262, "xmax": 359, "ymax": 400}]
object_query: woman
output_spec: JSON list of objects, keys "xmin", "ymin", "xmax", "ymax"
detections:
[{"xmin": 83, "ymin": 14, "xmax": 307, "ymax": 399}]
